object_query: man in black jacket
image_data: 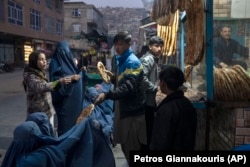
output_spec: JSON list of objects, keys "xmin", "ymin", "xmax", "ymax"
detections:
[{"xmin": 214, "ymin": 25, "xmax": 249, "ymax": 70}]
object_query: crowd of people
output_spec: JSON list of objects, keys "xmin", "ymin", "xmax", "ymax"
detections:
[{"xmin": 3, "ymin": 31, "xmax": 198, "ymax": 167}]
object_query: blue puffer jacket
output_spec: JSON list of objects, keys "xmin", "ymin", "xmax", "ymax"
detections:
[{"xmin": 105, "ymin": 49, "xmax": 146, "ymax": 119}]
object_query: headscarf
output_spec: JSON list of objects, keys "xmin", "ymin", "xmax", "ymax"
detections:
[
  {"xmin": 51, "ymin": 41, "xmax": 79, "ymax": 76},
  {"xmin": 26, "ymin": 112, "xmax": 55, "ymax": 137},
  {"xmin": 23, "ymin": 51, "xmax": 48, "ymax": 91}
]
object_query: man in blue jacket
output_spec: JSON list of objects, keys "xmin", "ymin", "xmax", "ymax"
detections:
[{"xmin": 94, "ymin": 31, "xmax": 147, "ymax": 164}]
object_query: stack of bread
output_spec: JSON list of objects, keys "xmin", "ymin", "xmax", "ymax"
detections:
[{"xmin": 214, "ymin": 65, "xmax": 250, "ymax": 101}]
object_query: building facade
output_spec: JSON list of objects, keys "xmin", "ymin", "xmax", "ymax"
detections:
[
  {"xmin": 0, "ymin": 0, "xmax": 64, "ymax": 66},
  {"xmin": 64, "ymin": 1, "xmax": 107, "ymax": 52}
]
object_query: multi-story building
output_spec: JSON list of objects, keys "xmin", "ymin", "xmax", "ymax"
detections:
[
  {"xmin": 63, "ymin": 1, "xmax": 107, "ymax": 54},
  {"xmin": 0, "ymin": 0, "xmax": 64, "ymax": 66}
]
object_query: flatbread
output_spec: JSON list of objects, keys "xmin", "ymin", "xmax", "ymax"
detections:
[
  {"xmin": 184, "ymin": 65, "xmax": 193, "ymax": 83},
  {"xmin": 76, "ymin": 104, "xmax": 95, "ymax": 124},
  {"xmin": 97, "ymin": 61, "xmax": 111, "ymax": 83}
]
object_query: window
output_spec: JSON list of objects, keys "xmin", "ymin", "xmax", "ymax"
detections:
[
  {"xmin": 72, "ymin": 24, "xmax": 81, "ymax": 33},
  {"xmin": 46, "ymin": 0, "xmax": 53, "ymax": 9},
  {"xmin": 30, "ymin": 9, "xmax": 41, "ymax": 31},
  {"xmin": 56, "ymin": 19, "xmax": 63, "ymax": 35},
  {"xmin": 55, "ymin": 0, "xmax": 62, "ymax": 12},
  {"xmin": 33, "ymin": 0, "xmax": 40, "ymax": 4},
  {"xmin": 8, "ymin": 0, "xmax": 23, "ymax": 26},
  {"xmin": 45, "ymin": 15, "xmax": 55, "ymax": 34},
  {"xmin": 72, "ymin": 8, "xmax": 81, "ymax": 17}
]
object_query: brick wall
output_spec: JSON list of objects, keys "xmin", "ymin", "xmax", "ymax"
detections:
[
  {"xmin": 196, "ymin": 106, "xmax": 250, "ymax": 150},
  {"xmin": 235, "ymin": 108, "xmax": 250, "ymax": 146}
]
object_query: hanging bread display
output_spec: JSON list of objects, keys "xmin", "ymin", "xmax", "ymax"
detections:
[
  {"xmin": 214, "ymin": 65, "xmax": 250, "ymax": 101},
  {"xmin": 152, "ymin": 0, "xmax": 204, "ymax": 63},
  {"xmin": 151, "ymin": 0, "xmax": 189, "ymax": 23},
  {"xmin": 184, "ymin": 0, "xmax": 205, "ymax": 66},
  {"xmin": 157, "ymin": 10, "xmax": 179, "ymax": 56}
]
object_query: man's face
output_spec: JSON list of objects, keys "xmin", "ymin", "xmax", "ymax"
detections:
[
  {"xmin": 220, "ymin": 27, "xmax": 231, "ymax": 40},
  {"xmin": 149, "ymin": 43, "xmax": 163, "ymax": 57},
  {"xmin": 114, "ymin": 40, "xmax": 130, "ymax": 55}
]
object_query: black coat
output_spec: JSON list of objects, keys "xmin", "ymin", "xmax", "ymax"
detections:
[{"xmin": 150, "ymin": 90, "xmax": 197, "ymax": 151}]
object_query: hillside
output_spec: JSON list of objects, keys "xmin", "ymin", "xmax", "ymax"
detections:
[{"xmin": 98, "ymin": 7, "xmax": 146, "ymax": 40}]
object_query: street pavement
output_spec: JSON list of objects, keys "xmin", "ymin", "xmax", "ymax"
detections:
[{"xmin": 0, "ymin": 69, "xmax": 127, "ymax": 167}]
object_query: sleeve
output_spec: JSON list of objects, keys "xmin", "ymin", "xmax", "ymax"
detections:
[
  {"xmin": 150, "ymin": 104, "xmax": 176, "ymax": 150},
  {"xmin": 141, "ymin": 55, "xmax": 157, "ymax": 92},
  {"xmin": 105, "ymin": 62, "xmax": 142, "ymax": 100},
  {"xmin": 235, "ymin": 41, "xmax": 249, "ymax": 58},
  {"xmin": 26, "ymin": 74, "xmax": 56, "ymax": 93}
]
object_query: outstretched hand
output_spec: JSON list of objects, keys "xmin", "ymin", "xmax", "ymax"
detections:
[
  {"xmin": 59, "ymin": 77, "xmax": 72, "ymax": 84},
  {"xmin": 71, "ymin": 74, "xmax": 81, "ymax": 81},
  {"xmin": 94, "ymin": 93, "xmax": 106, "ymax": 105}
]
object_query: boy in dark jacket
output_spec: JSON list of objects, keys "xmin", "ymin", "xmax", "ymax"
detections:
[{"xmin": 150, "ymin": 66, "xmax": 197, "ymax": 150}]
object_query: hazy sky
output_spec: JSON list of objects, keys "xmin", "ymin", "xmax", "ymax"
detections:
[{"xmin": 66, "ymin": 0, "xmax": 144, "ymax": 8}]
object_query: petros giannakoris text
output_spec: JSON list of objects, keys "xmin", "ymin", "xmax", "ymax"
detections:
[{"xmin": 133, "ymin": 155, "xmax": 225, "ymax": 163}]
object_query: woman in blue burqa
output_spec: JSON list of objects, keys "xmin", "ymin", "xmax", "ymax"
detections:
[
  {"xmin": 49, "ymin": 41, "xmax": 85, "ymax": 136},
  {"xmin": 83, "ymin": 83, "xmax": 114, "ymax": 142},
  {"xmin": 1, "ymin": 112, "xmax": 115, "ymax": 167}
]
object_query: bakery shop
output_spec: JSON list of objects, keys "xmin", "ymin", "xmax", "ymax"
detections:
[{"xmin": 138, "ymin": 0, "xmax": 250, "ymax": 151}]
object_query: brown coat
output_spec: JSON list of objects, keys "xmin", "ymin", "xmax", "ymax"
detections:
[{"xmin": 23, "ymin": 69, "xmax": 56, "ymax": 118}]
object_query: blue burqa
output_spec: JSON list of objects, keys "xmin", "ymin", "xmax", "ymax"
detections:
[
  {"xmin": 83, "ymin": 85, "xmax": 114, "ymax": 139},
  {"xmin": 26, "ymin": 112, "xmax": 55, "ymax": 137},
  {"xmin": 49, "ymin": 41, "xmax": 84, "ymax": 136},
  {"xmin": 2, "ymin": 115, "xmax": 115, "ymax": 167}
]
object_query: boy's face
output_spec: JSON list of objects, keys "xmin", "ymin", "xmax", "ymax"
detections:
[
  {"xmin": 114, "ymin": 40, "xmax": 130, "ymax": 56},
  {"xmin": 149, "ymin": 43, "xmax": 163, "ymax": 57}
]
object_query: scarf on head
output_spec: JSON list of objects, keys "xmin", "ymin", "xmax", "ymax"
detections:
[{"xmin": 24, "ymin": 66, "xmax": 48, "ymax": 82}]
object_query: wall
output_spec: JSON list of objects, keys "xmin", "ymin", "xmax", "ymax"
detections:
[{"xmin": 196, "ymin": 105, "xmax": 250, "ymax": 150}]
